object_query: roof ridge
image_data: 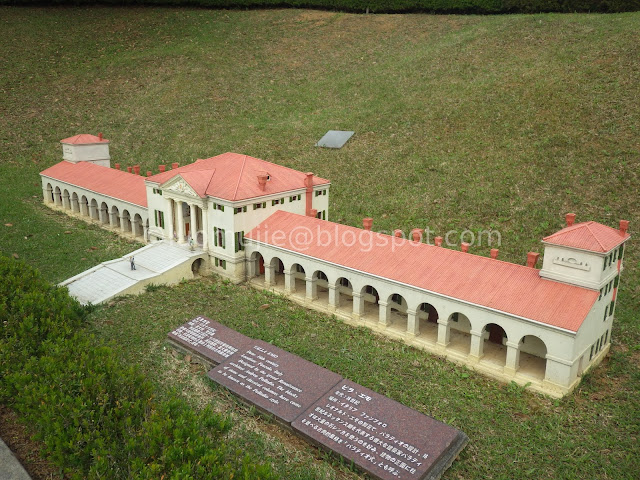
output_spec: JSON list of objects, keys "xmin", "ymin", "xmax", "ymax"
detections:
[
  {"xmin": 232, "ymin": 155, "xmax": 248, "ymax": 200},
  {"xmin": 203, "ymin": 168, "xmax": 217, "ymax": 198},
  {"xmin": 585, "ymin": 222, "xmax": 607, "ymax": 251}
]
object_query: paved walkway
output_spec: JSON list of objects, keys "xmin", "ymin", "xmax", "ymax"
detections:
[
  {"xmin": 60, "ymin": 241, "xmax": 206, "ymax": 305},
  {"xmin": 0, "ymin": 436, "xmax": 31, "ymax": 480}
]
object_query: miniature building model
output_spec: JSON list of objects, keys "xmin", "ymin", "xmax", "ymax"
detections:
[{"xmin": 40, "ymin": 134, "xmax": 630, "ymax": 397}]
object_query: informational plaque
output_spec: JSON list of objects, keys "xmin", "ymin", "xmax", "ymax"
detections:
[
  {"xmin": 167, "ymin": 316, "xmax": 254, "ymax": 366},
  {"xmin": 208, "ymin": 340, "xmax": 343, "ymax": 425},
  {"xmin": 292, "ymin": 380, "xmax": 468, "ymax": 480}
]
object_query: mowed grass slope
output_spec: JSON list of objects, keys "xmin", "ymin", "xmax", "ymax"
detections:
[{"xmin": 1, "ymin": 7, "xmax": 639, "ymax": 479}]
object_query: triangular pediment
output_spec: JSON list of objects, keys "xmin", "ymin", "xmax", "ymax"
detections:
[{"xmin": 161, "ymin": 175, "xmax": 200, "ymax": 198}]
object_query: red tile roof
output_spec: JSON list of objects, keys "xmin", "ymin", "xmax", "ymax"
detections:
[
  {"xmin": 147, "ymin": 153, "xmax": 329, "ymax": 201},
  {"xmin": 543, "ymin": 222, "xmax": 629, "ymax": 253},
  {"xmin": 60, "ymin": 134, "xmax": 109, "ymax": 144},
  {"xmin": 40, "ymin": 161, "xmax": 147, "ymax": 207},
  {"xmin": 246, "ymin": 211, "xmax": 598, "ymax": 332}
]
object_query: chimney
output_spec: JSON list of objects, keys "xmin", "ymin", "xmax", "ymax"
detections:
[
  {"xmin": 411, "ymin": 229, "xmax": 422, "ymax": 242},
  {"xmin": 527, "ymin": 252, "xmax": 540, "ymax": 268},
  {"xmin": 434, "ymin": 236, "xmax": 443, "ymax": 247},
  {"xmin": 133, "ymin": 165, "xmax": 140, "ymax": 176},
  {"xmin": 363, "ymin": 218, "xmax": 373, "ymax": 231},
  {"xmin": 566, "ymin": 213, "xmax": 576, "ymax": 227},
  {"xmin": 394, "ymin": 229, "xmax": 403, "ymax": 238},
  {"xmin": 115, "ymin": 163, "xmax": 120, "ymax": 170},
  {"xmin": 619, "ymin": 220, "xmax": 629, "ymax": 236},
  {"xmin": 490, "ymin": 248, "xmax": 499, "ymax": 259},
  {"xmin": 159, "ymin": 165, "xmax": 166, "ymax": 173},
  {"xmin": 127, "ymin": 166, "xmax": 132, "ymax": 173},
  {"xmin": 304, "ymin": 172, "xmax": 314, "ymax": 217},
  {"xmin": 310, "ymin": 208, "xmax": 318, "ymax": 218},
  {"xmin": 172, "ymin": 162, "xmax": 179, "ymax": 170},
  {"xmin": 257, "ymin": 173, "xmax": 268, "ymax": 191},
  {"xmin": 461, "ymin": 242, "xmax": 470, "ymax": 253},
  {"xmin": 98, "ymin": 132, "xmax": 103, "ymax": 141},
  {"xmin": 146, "ymin": 170, "xmax": 152, "ymax": 177}
]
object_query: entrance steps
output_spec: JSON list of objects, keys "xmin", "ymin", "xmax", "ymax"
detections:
[{"xmin": 60, "ymin": 241, "xmax": 207, "ymax": 305}]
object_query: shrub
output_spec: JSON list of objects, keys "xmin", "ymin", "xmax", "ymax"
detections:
[{"xmin": 0, "ymin": 256, "xmax": 274, "ymax": 479}]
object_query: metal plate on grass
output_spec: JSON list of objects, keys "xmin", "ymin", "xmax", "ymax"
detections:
[{"xmin": 315, "ymin": 130, "xmax": 354, "ymax": 149}]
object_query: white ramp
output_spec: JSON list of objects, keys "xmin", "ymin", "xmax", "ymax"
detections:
[{"xmin": 60, "ymin": 241, "xmax": 207, "ymax": 305}]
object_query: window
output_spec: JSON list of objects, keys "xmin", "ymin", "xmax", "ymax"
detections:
[
  {"xmin": 323, "ymin": 190, "xmax": 327, "ymax": 195},
  {"xmin": 603, "ymin": 305, "xmax": 608, "ymax": 321},
  {"xmin": 340, "ymin": 278, "xmax": 350, "ymax": 287},
  {"xmin": 316, "ymin": 271, "xmax": 328, "ymax": 281},
  {"xmin": 289, "ymin": 195, "xmax": 301, "ymax": 202},
  {"xmin": 214, "ymin": 257, "xmax": 227, "ymax": 269},
  {"xmin": 234, "ymin": 231, "xmax": 245, "ymax": 252},
  {"xmin": 614, "ymin": 275, "xmax": 620, "ymax": 288},
  {"xmin": 152, "ymin": 188, "xmax": 163, "ymax": 195},
  {"xmin": 604, "ymin": 330, "xmax": 608, "ymax": 344},
  {"xmin": 272, "ymin": 199, "xmax": 280, "ymax": 206},
  {"xmin": 315, "ymin": 190, "xmax": 321, "ymax": 197},
  {"xmin": 234, "ymin": 207, "xmax": 242, "ymax": 214},
  {"xmin": 599, "ymin": 288, "xmax": 603, "ymax": 300},
  {"xmin": 214, "ymin": 227, "xmax": 226, "ymax": 248},
  {"xmin": 610, "ymin": 300, "xmax": 615, "ymax": 313},
  {"xmin": 253, "ymin": 202, "xmax": 266, "ymax": 210},
  {"xmin": 391, "ymin": 293, "xmax": 402, "ymax": 304},
  {"xmin": 589, "ymin": 345, "xmax": 594, "ymax": 360},
  {"xmin": 154, "ymin": 210, "xmax": 165, "ymax": 228},
  {"xmin": 365, "ymin": 286, "xmax": 375, "ymax": 295},
  {"xmin": 451, "ymin": 312, "xmax": 459, "ymax": 322}
]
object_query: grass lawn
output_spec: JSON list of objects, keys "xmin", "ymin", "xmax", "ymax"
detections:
[{"xmin": 1, "ymin": 6, "xmax": 639, "ymax": 479}]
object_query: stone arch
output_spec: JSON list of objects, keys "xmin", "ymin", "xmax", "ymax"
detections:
[
  {"xmin": 447, "ymin": 312, "xmax": 472, "ymax": 355},
  {"xmin": 110, "ymin": 205, "xmax": 121, "ymax": 229},
  {"xmin": 100, "ymin": 202, "xmax": 109, "ymax": 224},
  {"xmin": 359, "ymin": 284, "xmax": 380, "ymax": 324},
  {"xmin": 289, "ymin": 262, "xmax": 306, "ymax": 294},
  {"xmin": 248, "ymin": 251, "xmax": 265, "ymax": 279},
  {"xmin": 62, "ymin": 189, "xmax": 71, "ymax": 210},
  {"xmin": 89, "ymin": 198, "xmax": 99, "ymax": 220},
  {"xmin": 480, "ymin": 323, "xmax": 508, "ymax": 366},
  {"xmin": 333, "ymin": 277, "xmax": 354, "ymax": 314},
  {"xmin": 45, "ymin": 183, "xmax": 53, "ymax": 203},
  {"xmin": 415, "ymin": 302, "xmax": 439, "ymax": 342},
  {"xmin": 191, "ymin": 258, "xmax": 203, "ymax": 275},
  {"xmin": 385, "ymin": 292, "xmax": 408, "ymax": 331},
  {"xmin": 71, "ymin": 192, "xmax": 80, "ymax": 213},
  {"xmin": 54, "ymin": 186, "xmax": 62, "ymax": 206},
  {"xmin": 80, "ymin": 195, "xmax": 89, "ymax": 216},
  {"xmin": 121, "ymin": 209, "xmax": 132, "ymax": 233},
  {"xmin": 310, "ymin": 269, "xmax": 330, "ymax": 303},
  {"xmin": 518, "ymin": 335, "xmax": 547, "ymax": 380},
  {"xmin": 269, "ymin": 256, "xmax": 286, "ymax": 288},
  {"xmin": 133, "ymin": 213, "xmax": 144, "ymax": 238}
]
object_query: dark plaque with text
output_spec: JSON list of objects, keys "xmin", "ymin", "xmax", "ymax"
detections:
[
  {"xmin": 208, "ymin": 340, "xmax": 343, "ymax": 425},
  {"xmin": 292, "ymin": 380, "xmax": 468, "ymax": 480},
  {"xmin": 167, "ymin": 316, "xmax": 253, "ymax": 366}
]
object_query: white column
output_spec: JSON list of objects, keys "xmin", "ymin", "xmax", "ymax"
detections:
[
  {"xmin": 352, "ymin": 292, "xmax": 364, "ymax": 319},
  {"xmin": 177, "ymin": 201, "xmax": 186, "ymax": 243},
  {"xmin": 120, "ymin": 214, "xmax": 127, "ymax": 232},
  {"xmin": 504, "ymin": 341, "xmax": 520, "ymax": 376},
  {"xmin": 407, "ymin": 308, "xmax": 419, "ymax": 335},
  {"xmin": 328, "ymin": 285, "xmax": 339, "ymax": 311},
  {"xmin": 469, "ymin": 330, "xmax": 484, "ymax": 362},
  {"xmin": 202, "ymin": 207, "xmax": 209, "ymax": 251},
  {"xmin": 109, "ymin": 210, "xmax": 117, "ymax": 227},
  {"xmin": 166, "ymin": 199, "xmax": 175, "ymax": 240},
  {"xmin": 264, "ymin": 264, "xmax": 275, "ymax": 286},
  {"xmin": 306, "ymin": 276, "xmax": 317, "ymax": 301},
  {"xmin": 62, "ymin": 193, "xmax": 70, "ymax": 210},
  {"xmin": 378, "ymin": 301, "xmax": 390, "ymax": 326},
  {"xmin": 436, "ymin": 318, "xmax": 451, "ymax": 348},
  {"xmin": 189, "ymin": 203, "xmax": 197, "ymax": 242},
  {"xmin": 284, "ymin": 272, "xmax": 295, "ymax": 293}
]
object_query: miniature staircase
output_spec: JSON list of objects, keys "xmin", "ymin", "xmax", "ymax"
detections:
[{"xmin": 60, "ymin": 241, "xmax": 207, "ymax": 305}]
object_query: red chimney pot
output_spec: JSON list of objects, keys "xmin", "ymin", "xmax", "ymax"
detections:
[
  {"xmin": 490, "ymin": 248, "xmax": 499, "ymax": 259},
  {"xmin": 146, "ymin": 170, "xmax": 152, "ymax": 177},
  {"xmin": 114, "ymin": 163, "xmax": 120, "ymax": 170},
  {"xmin": 127, "ymin": 166, "xmax": 132, "ymax": 173},
  {"xmin": 363, "ymin": 218, "xmax": 373, "ymax": 231},
  {"xmin": 257, "ymin": 173, "xmax": 268, "ymax": 191},
  {"xmin": 171, "ymin": 162, "xmax": 179, "ymax": 170},
  {"xmin": 434, "ymin": 236, "xmax": 443, "ymax": 247},
  {"xmin": 461, "ymin": 242, "xmax": 470, "ymax": 253},
  {"xmin": 566, "ymin": 213, "xmax": 576, "ymax": 227},
  {"xmin": 619, "ymin": 220, "xmax": 629, "ymax": 235},
  {"xmin": 98, "ymin": 132, "xmax": 103, "ymax": 141},
  {"xmin": 411, "ymin": 229, "xmax": 422, "ymax": 242},
  {"xmin": 527, "ymin": 252, "xmax": 540, "ymax": 268},
  {"xmin": 133, "ymin": 165, "xmax": 140, "ymax": 176},
  {"xmin": 394, "ymin": 229, "xmax": 403, "ymax": 238},
  {"xmin": 159, "ymin": 165, "xmax": 166, "ymax": 173}
]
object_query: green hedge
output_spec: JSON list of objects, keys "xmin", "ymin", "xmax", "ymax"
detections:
[
  {"xmin": 0, "ymin": 0, "xmax": 638, "ymax": 13},
  {"xmin": 0, "ymin": 255, "xmax": 274, "ymax": 480}
]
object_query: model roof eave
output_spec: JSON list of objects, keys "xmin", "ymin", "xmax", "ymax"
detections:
[{"xmin": 245, "ymin": 211, "xmax": 599, "ymax": 333}]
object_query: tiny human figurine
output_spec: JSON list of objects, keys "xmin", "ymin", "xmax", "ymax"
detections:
[
  {"xmin": 130, "ymin": 256, "xmax": 136, "ymax": 270},
  {"xmin": 189, "ymin": 237, "xmax": 195, "ymax": 251}
]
